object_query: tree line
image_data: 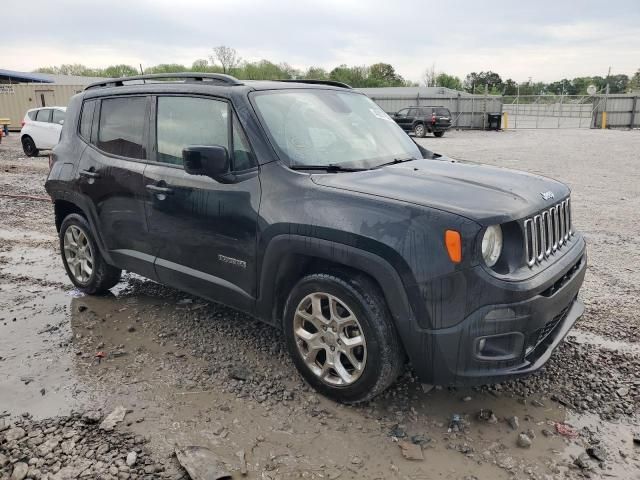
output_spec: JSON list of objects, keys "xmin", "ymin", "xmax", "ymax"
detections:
[{"xmin": 34, "ymin": 46, "xmax": 640, "ymax": 95}]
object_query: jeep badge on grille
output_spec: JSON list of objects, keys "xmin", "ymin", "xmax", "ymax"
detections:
[{"xmin": 540, "ymin": 191, "xmax": 555, "ymax": 200}]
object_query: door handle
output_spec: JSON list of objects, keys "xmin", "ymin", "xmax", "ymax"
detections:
[
  {"xmin": 146, "ymin": 184, "xmax": 174, "ymax": 195},
  {"xmin": 79, "ymin": 169, "xmax": 100, "ymax": 179}
]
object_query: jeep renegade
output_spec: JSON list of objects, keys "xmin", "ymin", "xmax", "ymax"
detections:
[{"xmin": 45, "ymin": 73, "xmax": 586, "ymax": 403}]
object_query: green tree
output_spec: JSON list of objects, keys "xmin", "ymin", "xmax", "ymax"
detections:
[
  {"xmin": 434, "ymin": 73, "xmax": 462, "ymax": 90},
  {"xmin": 464, "ymin": 71, "xmax": 502, "ymax": 93},
  {"xmin": 628, "ymin": 69, "xmax": 640, "ymax": 92},
  {"xmin": 145, "ymin": 64, "xmax": 188, "ymax": 74},
  {"xmin": 103, "ymin": 64, "xmax": 139, "ymax": 78},
  {"xmin": 303, "ymin": 66, "xmax": 329, "ymax": 80},
  {"xmin": 368, "ymin": 63, "xmax": 404, "ymax": 86}
]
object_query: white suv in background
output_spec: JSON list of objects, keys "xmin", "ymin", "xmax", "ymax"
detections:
[{"xmin": 20, "ymin": 107, "xmax": 67, "ymax": 157}]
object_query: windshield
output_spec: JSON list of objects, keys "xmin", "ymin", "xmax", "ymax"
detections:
[{"xmin": 252, "ymin": 89, "xmax": 421, "ymax": 168}]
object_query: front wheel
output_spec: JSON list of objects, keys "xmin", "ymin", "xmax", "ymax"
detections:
[
  {"xmin": 22, "ymin": 136, "xmax": 39, "ymax": 157},
  {"xmin": 283, "ymin": 272, "xmax": 404, "ymax": 403},
  {"xmin": 413, "ymin": 123, "xmax": 426, "ymax": 138},
  {"xmin": 60, "ymin": 214, "xmax": 121, "ymax": 294},
  {"xmin": 434, "ymin": 131, "xmax": 445, "ymax": 137}
]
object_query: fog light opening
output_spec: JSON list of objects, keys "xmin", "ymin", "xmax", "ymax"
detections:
[{"xmin": 475, "ymin": 332, "xmax": 524, "ymax": 361}]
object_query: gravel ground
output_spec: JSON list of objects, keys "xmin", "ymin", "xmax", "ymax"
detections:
[{"xmin": 1, "ymin": 130, "xmax": 639, "ymax": 479}]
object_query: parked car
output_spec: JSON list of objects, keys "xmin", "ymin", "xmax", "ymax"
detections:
[
  {"xmin": 392, "ymin": 106, "xmax": 452, "ymax": 137},
  {"xmin": 45, "ymin": 74, "xmax": 586, "ymax": 403},
  {"xmin": 21, "ymin": 107, "xmax": 67, "ymax": 156}
]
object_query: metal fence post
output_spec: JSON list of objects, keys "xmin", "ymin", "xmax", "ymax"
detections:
[
  {"xmin": 558, "ymin": 94, "xmax": 563, "ymax": 128},
  {"xmin": 456, "ymin": 93, "xmax": 461, "ymax": 129},
  {"xmin": 630, "ymin": 96, "xmax": 638, "ymax": 129}
]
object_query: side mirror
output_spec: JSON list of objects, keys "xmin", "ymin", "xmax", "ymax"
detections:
[{"xmin": 183, "ymin": 145, "xmax": 229, "ymax": 180}]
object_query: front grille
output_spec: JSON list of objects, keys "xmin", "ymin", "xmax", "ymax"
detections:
[{"xmin": 523, "ymin": 198, "xmax": 573, "ymax": 267}]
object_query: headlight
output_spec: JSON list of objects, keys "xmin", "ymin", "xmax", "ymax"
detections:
[{"xmin": 482, "ymin": 225, "xmax": 503, "ymax": 267}]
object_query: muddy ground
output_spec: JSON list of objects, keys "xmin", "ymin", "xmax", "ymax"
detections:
[{"xmin": 1, "ymin": 129, "xmax": 639, "ymax": 479}]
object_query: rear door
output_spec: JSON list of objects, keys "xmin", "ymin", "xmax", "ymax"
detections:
[
  {"xmin": 434, "ymin": 107, "xmax": 452, "ymax": 128},
  {"xmin": 76, "ymin": 95, "xmax": 157, "ymax": 279},
  {"xmin": 33, "ymin": 108, "xmax": 56, "ymax": 148},
  {"xmin": 143, "ymin": 94, "xmax": 260, "ymax": 311}
]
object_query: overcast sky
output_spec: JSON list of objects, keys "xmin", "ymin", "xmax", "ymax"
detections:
[{"xmin": 4, "ymin": 0, "xmax": 639, "ymax": 82}]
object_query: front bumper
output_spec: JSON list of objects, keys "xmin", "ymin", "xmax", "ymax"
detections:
[{"xmin": 408, "ymin": 236, "xmax": 586, "ymax": 386}]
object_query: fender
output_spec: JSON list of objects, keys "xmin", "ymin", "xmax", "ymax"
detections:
[
  {"xmin": 255, "ymin": 234, "xmax": 420, "ymax": 352},
  {"xmin": 51, "ymin": 190, "xmax": 116, "ymax": 267}
]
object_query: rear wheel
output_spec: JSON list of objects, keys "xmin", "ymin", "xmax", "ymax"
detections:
[
  {"xmin": 283, "ymin": 272, "xmax": 404, "ymax": 403},
  {"xmin": 434, "ymin": 131, "xmax": 445, "ymax": 138},
  {"xmin": 21, "ymin": 136, "xmax": 39, "ymax": 157},
  {"xmin": 413, "ymin": 123, "xmax": 426, "ymax": 138},
  {"xmin": 60, "ymin": 214, "xmax": 121, "ymax": 294}
]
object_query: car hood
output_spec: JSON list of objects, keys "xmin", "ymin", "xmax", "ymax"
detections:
[{"xmin": 310, "ymin": 157, "xmax": 570, "ymax": 225}]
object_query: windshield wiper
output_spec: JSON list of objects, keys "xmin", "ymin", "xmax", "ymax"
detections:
[
  {"xmin": 374, "ymin": 157, "xmax": 418, "ymax": 168},
  {"xmin": 290, "ymin": 164, "xmax": 368, "ymax": 172}
]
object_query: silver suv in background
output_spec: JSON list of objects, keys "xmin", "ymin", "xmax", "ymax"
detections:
[{"xmin": 21, "ymin": 107, "xmax": 67, "ymax": 156}]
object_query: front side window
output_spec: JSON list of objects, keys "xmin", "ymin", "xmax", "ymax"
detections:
[
  {"xmin": 97, "ymin": 97, "xmax": 147, "ymax": 159},
  {"xmin": 253, "ymin": 90, "xmax": 421, "ymax": 168},
  {"xmin": 395, "ymin": 108, "xmax": 409, "ymax": 118},
  {"xmin": 36, "ymin": 109, "xmax": 51, "ymax": 122},
  {"xmin": 79, "ymin": 100, "xmax": 97, "ymax": 140},
  {"xmin": 156, "ymin": 96, "xmax": 229, "ymax": 166}
]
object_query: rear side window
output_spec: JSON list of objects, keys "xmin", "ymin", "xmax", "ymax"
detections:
[
  {"xmin": 52, "ymin": 109, "xmax": 65, "ymax": 125},
  {"xmin": 97, "ymin": 97, "xmax": 147, "ymax": 159},
  {"xmin": 156, "ymin": 96, "xmax": 229, "ymax": 166},
  {"xmin": 79, "ymin": 100, "xmax": 97, "ymax": 140},
  {"xmin": 36, "ymin": 109, "xmax": 51, "ymax": 122},
  {"xmin": 435, "ymin": 108, "xmax": 450, "ymax": 117}
]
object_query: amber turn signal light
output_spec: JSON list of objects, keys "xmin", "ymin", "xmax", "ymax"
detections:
[{"xmin": 445, "ymin": 230, "xmax": 462, "ymax": 263}]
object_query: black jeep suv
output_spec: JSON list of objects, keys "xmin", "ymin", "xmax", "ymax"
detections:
[
  {"xmin": 45, "ymin": 73, "xmax": 586, "ymax": 403},
  {"xmin": 393, "ymin": 106, "xmax": 452, "ymax": 137}
]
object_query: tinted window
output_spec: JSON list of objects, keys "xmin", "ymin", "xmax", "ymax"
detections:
[
  {"xmin": 79, "ymin": 100, "xmax": 97, "ymax": 140},
  {"xmin": 27, "ymin": 111, "xmax": 37, "ymax": 120},
  {"xmin": 98, "ymin": 97, "xmax": 147, "ymax": 159},
  {"xmin": 435, "ymin": 108, "xmax": 450, "ymax": 117},
  {"xmin": 396, "ymin": 109, "xmax": 408, "ymax": 117},
  {"xmin": 52, "ymin": 109, "xmax": 65, "ymax": 124},
  {"xmin": 36, "ymin": 109, "xmax": 51, "ymax": 122},
  {"xmin": 156, "ymin": 96, "xmax": 228, "ymax": 166},
  {"xmin": 232, "ymin": 115, "xmax": 255, "ymax": 171},
  {"xmin": 407, "ymin": 108, "xmax": 419, "ymax": 116}
]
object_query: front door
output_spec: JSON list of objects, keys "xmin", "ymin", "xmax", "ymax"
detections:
[
  {"xmin": 76, "ymin": 95, "xmax": 157, "ymax": 279},
  {"xmin": 143, "ymin": 95, "xmax": 260, "ymax": 311}
]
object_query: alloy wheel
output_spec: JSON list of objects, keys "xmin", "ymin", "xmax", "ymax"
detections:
[
  {"xmin": 293, "ymin": 292, "xmax": 367, "ymax": 386},
  {"xmin": 63, "ymin": 225, "xmax": 94, "ymax": 284}
]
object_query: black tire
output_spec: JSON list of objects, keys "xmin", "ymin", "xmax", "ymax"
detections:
[
  {"xmin": 22, "ymin": 136, "xmax": 39, "ymax": 157},
  {"xmin": 283, "ymin": 271, "xmax": 404, "ymax": 403},
  {"xmin": 59, "ymin": 213, "xmax": 121, "ymax": 294},
  {"xmin": 434, "ymin": 131, "xmax": 445, "ymax": 138},
  {"xmin": 413, "ymin": 123, "xmax": 426, "ymax": 138}
]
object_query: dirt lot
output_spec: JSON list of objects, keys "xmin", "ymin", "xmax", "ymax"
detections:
[{"xmin": 1, "ymin": 129, "xmax": 639, "ymax": 479}]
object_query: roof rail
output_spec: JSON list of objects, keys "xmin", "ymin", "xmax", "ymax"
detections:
[
  {"xmin": 85, "ymin": 72, "xmax": 243, "ymax": 90},
  {"xmin": 276, "ymin": 79, "xmax": 352, "ymax": 89}
]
